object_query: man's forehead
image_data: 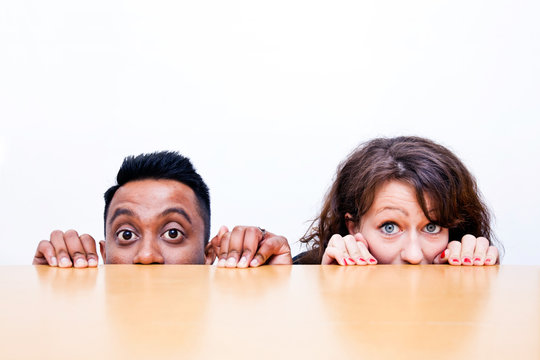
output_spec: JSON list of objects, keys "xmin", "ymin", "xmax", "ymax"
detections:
[{"xmin": 108, "ymin": 179, "xmax": 198, "ymax": 218}]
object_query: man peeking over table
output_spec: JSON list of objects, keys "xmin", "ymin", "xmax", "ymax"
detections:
[{"xmin": 32, "ymin": 151, "xmax": 292, "ymax": 267}]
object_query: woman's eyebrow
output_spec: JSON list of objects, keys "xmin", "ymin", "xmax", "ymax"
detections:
[
  {"xmin": 108, "ymin": 208, "xmax": 135, "ymax": 226},
  {"xmin": 376, "ymin": 207, "xmax": 409, "ymax": 216},
  {"xmin": 160, "ymin": 207, "xmax": 192, "ymax": 225}
]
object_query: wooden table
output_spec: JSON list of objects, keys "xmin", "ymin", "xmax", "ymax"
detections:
[{"xmin": 1, "ymin": 265, "xmax": 538, "ymax": 359}]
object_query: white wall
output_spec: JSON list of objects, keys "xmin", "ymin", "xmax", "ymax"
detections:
[{"xmin": 1, "ymin": 0, "xmax": 539, "ymax": 265}]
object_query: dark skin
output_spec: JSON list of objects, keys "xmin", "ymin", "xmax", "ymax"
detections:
[{"xmin": 33, "ymin": 179, "xmax": 292, "ymax": 267}]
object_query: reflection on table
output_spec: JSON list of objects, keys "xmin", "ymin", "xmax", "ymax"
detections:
[{"xmin": 0, "ymin": 265, "xmax": 538, "ymax": 359}]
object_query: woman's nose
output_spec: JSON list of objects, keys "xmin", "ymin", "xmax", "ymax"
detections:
[
  {"xmin": 132, "ymin": 238, "xmax": 164, "ymax": 264},
  {"xmin": 400, "ymin": 233, "xmax": 424, "ymax": 264}
]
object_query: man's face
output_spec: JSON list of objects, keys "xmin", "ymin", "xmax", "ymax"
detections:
[{"xmin": 100, "ymin": 179, "xmax": 206, "ymax": 264}]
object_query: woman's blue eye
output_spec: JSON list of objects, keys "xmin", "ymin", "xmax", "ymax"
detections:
[
  {"xmin": 381, "ymin": 222, "xmax": 399, "ymax": 235},
  {"xmin": 424, "ymin": 223, "xmax": 441, "ymax": 233}
]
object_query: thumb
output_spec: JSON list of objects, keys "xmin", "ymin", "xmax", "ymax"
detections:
[
  {"xmin": 353, "ymin": 232, "xmax": 369, "ymax": 249},
  {"xmin": 433, "ymin": 249, "xmax": 449, "ymax": 264}
]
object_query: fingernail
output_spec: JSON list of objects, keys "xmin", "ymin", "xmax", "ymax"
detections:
[
  {"xmin": 75, "ymin": 259, "xmax": 86, "ymax": 267},
  {"xmin": 451, "ymin": 258, "xmax": 460, "ymax": 264},
  {"xmin": 358, "ymin": 258, "xmax": 366, "ymax": 263},
  {"xmin": 226, "ymin": 257, "xmax": 237, "ymax": 267},
  {"xmin": 369, "ymin": 258, "xmax": 376, "ymax": 264},
  {"xmin": 474, "ymin": 257, "xmax": 481, "ymax": 262},
  {"xmin": 88, "ymin": 258, "xmax": 98, "ymax": 267},
  {"xmin": 343, "ymin": 258, "xmax": 349, "ymax": 265},
  {"xmin": 463, "ymin": 258, "xmax": 472, "ymax": 264},
  {"xmin": 485, "ymin": 258, "xmax": 492, "ymax": 264},
  {"xmin": 218, "ymin": 259, "xmax": 227, "ymax": 267},
  {"xmin": 59, "ymin": 258, "xmax": 70, "ymax": 267},
  {"xmin": 250, "ymin": 259, "xmax": 259, "ymax": 267},
  {"xmin": 50, "ymin": 257, "xmax": 58, "ymax": 266},
  {"xmin": 238, "ymin": 257, "xmax": 247, "ymax": 267},
  {"xmin": 349, "ymin": 257, "xmax": 356, "ymax": 264},
  {"xmin": 441, "ymin": 250, "xmax": 447, "ymax": 258}
]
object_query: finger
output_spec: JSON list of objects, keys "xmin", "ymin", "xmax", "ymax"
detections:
[
  {"xmin": 484, "ymin": 246, "xmax": 499, "ymax": 265},
  {"xmin": 460, "ymin": 234, "xmax": 477, "ymax": 266},
  {"xmin": 217, "ymin": 231, "xmax": 232, "ymax": 267},
  {"xmin": 447, "ymin": 240, "xmax": 462, "ymax": 265},
  {"xmin": 49, "ymin": 230, "xmax": 72, "ymax": 267},
  {"xmin": 354, "ymin": 233, "xmax": 377, "ymax": 264},
  {"xmin": 432, "ymin": 248, "xmax": 449, "ymax": 264},
  {"xmin": 472, "ymin": 237, "xmax": 490, "ymax": 265},
  {"xmin": 321, "ymin": 235, "xmax": 348, "ymax": 265},
  {"xmin": 208, "ymin": 225, "xmax": 229, "ymax": 265},
  {"xmin": 237, "ymin": 227, "xmax": 263, "ymax": 268},
  {"xmin": 32, "ymin": 240, "xmax": 58, "ymax": 266},
  {"xmin": 224, "ymin": 226, "xmax": 247, "ymax": 268},
  {"xmin": 250, "ymin": 235, "xmax": 291, "ymax": 267},
  {"xmin": 343, "ymin": 235, "xmax": 365, "ymax": 265},
  {"xmin": 80, "ymin": 234, "xmax": 99, "ymax": 267},
  {"xmin": 64, "ymin": 229, "xmax": 88, "ymax": 268}
]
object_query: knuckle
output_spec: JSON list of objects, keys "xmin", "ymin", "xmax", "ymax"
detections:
[
  {"xmin": 64, "ymin": 229, "xmax": 79, "ymax": 238},
  {"xmin": 477, "ymin": 237, "xmax": 490, "ymax": 248},
  {"xmin": 241, "ymin": 249, "xmax": 253, "ymax": 257},
  {"xmin": 461, "ymin": 234, "xmax": 476, "ymax": 243},
  {"xmin": 71, "ymin": 251, "xmax": 86, "ymax": 258},
  {"xmin": 227, "ymin": 249, "xmax": 241, "ymax": 257},
  {"xmin": 232, "ymin": 225, "xmax": 245, "ymax": 233},
  {"xmin": 80, "ymin": 233, "xmax": 94, "ymax": 242},
  {"xmin": 50, "ymin": 229, "xmax": 64, "ymax": 238},
  {"xmin": 38, "ymin": 240, "xmax": 50, "ymax": 248}
]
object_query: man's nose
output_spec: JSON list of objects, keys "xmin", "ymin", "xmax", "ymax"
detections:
[
  {"xmin": 132, "ymin": 238, "xmax": 164, "ymax": 264},
  {"xmin": 400, "ymin": 232, "xmax": 424, "ymax": 265}
]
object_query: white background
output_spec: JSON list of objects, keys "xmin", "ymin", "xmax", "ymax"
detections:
[{"xmin": 1, "ymin": 0, "xmax": 539, "ymax": 265}]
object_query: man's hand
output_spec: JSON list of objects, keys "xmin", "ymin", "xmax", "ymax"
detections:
[
  {"xmin": 33, "ymin": 230, "xmax": 99, "ymax": 268},
  {"xmin": 205, "ymin": 225, "xmax": 292, "ymax": 267}
]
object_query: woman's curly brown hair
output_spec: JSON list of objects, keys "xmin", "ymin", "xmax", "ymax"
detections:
[{"xmin": 298, "ymin": 136, "xmax": 501, "ymax": 264}]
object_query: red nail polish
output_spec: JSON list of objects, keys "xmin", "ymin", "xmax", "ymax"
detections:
[
  {"xmin": 343, "ymin": 258, "xmax": 348, "ymax": 265},
  {"xmin": 452, "ymin": 258, "xmax": 460, "ymax": 263},
  {"xmin": 474, "ymin": 257, "xmax": 481, "ymax": 262},
  {"xmin": 441, "ymin": 250, "xmax": 447, "ymax": 258},
  {"xmin": 369, "ymin": 258, "xmax": 376, "ymax": 263},
  {"xmin": 359, "ymin": 258, "xmax": 366, "ymax": 262},
  {"xmin": 348, "ymin": 257, "xmax": 355, "ymax": 264},
  {"xmin": 485, "ymin": 258, "xmax": 491, "ymax": 264},
  {"xmin": 463, "ymin": 258, "xmax": 472, "ymax": 264}
]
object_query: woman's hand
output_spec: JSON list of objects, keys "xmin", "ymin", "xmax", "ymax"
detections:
[
  {"xmin": 433, "ymin": 234, "xmax": 499, "ymax": 266},
  {"xmin": 321, "ymin": 233, "xmax": 377, "ymax": 265}
]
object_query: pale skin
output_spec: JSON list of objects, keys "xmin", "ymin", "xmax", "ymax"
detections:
[
  {"xmin": 322, "ymin": 180, "xmax": 499, "ymax": 266},
  {"xmin": 33, "ymin": 179, "xmax": 292, "ymax": 267}
]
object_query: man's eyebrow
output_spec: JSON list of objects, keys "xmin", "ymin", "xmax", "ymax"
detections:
[
  {"xmin": 109, "ymin": 208, "xmax": 135, "ymax": 226},
  {"xmin": 376, "ymin": 207, "xmax": 409, "ymax": 216},
  {"xmin": 161, "ymin": 207, "xmax": 192, "ymax": 225}
]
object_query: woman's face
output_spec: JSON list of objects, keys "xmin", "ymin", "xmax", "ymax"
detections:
[{"xmin": 348, "ymin": 180, "xmax": 449, "ymax": 264}]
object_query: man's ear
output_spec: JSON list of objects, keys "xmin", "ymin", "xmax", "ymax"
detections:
[{"xmin": 99, "ymin": 240, "xmax": 106, "ymax": 263}]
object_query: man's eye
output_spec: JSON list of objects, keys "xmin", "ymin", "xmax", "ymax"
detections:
[
  {"xmin": 381, "ymin": 222, "xmax": 399, "ymax": 235},
  {"xmin": 423, "ymin": 223, "xmax": 441, "ymax": 234},
  {"xmin": 163, "ymin": 229, "xmax": 184, "ymax": 241},
  {"xmin": 118, "ymin": 230, "xmax": 134, "ymax": 240}
]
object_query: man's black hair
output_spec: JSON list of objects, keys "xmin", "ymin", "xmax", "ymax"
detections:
[{"xmin": 103, "ymin": 151, "xmax": 211, "ymax": 243}]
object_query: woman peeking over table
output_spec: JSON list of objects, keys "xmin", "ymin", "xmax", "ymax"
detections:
[{"xmin": 293, "ymin": 136, "xmax": 501, "ymax": 266}]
